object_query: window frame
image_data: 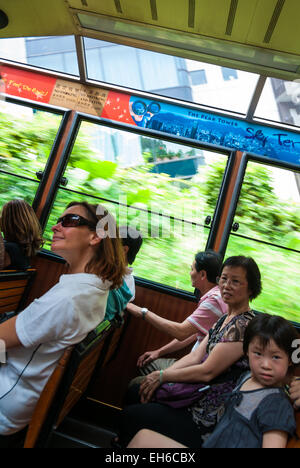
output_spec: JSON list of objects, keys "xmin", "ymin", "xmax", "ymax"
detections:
[
  {"xmin": 40, "ymin": 111, "xmax": 235, "ymax": 298},
  {"xmin": 0, "ymin": 94, "xmax": 68, "ymax": 214}
]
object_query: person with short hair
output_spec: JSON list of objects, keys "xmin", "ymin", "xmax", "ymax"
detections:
[
  {"xmin": 104, "ymin": 226, "xmax": 143, "ymax": 322},
  {"xmin": 117, "ymin": 255, "xmax": 261, "ymax": 448},
  {"xmin": 127, "ymin": 250, "xmax": 227, "ymax": 378},
  {"xmin": 0, "ymin": 202, "xmax": 126, "ymax": 443},
  {"xmin": 0, "ymin": 200, "xmax": 43, "ymax": 270},
  {"xmin": 130, "ymin": 313, "xmax": 298, "ymax": 449}
]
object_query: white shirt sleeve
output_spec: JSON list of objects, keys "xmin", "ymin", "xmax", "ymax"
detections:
[{"xmin": 16, "ymin": 294, "xmax": 77, "ymax": 348}]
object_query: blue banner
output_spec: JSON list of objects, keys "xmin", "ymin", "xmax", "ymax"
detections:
[{"xmin": 129, "ymin": 96, "xmax": 300, "ymax": 167}]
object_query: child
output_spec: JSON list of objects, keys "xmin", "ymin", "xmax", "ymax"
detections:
[
  {"xmin": 128, "ymin": 313, "xmax": 298, "ymax": 449},
  {"xmin": 203, "ymin": 313, "xmax": 298, "ymax": 448},
  {"xmin": 0, "ymin": 199, "xmax": 43, "ymax": 270}
]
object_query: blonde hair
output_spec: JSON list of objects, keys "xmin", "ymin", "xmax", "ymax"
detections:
[
  {"xmin": 67, "ymin": 202, "xmax": 126, "ymax": 289},
  {"xmin": 0, "ymin": 200, "xmax": 43, "ymax": 258}
]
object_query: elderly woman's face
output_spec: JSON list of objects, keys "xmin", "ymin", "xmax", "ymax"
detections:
[{"xmin": 218, "ymin": 265, "xmax": 251, "ymax": 306}]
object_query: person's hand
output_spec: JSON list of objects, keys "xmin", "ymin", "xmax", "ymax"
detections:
[
  {"xmin": 289, "ymin": 377, "xmax": 300, "ymax": 410},
  {"xmin": 126, "ymin": 303, "xmax": 142, "ymax": 318},
  {"xmin": 137, "ymin": 350, "xmax": 160, "ymax": 368},
  {"xmin": 139, "ymin": 371, "xmax": 161, "ymax": 404}
]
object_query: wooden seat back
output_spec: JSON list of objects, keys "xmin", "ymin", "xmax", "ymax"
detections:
[
  {"xmin": 0, "ymin": 269, "xmax": 36, "ymax": 315},
  {"xmin": 24, "ymin": 319, "xmax": 116, "ymax": 448}
]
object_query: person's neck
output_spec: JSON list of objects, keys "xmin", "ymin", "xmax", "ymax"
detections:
[
  {"xmin": 227, "ymin": 300, "xmax": 251, "ymax": 317},
  {"xmin": 65, "ymin": 252, "xmax": 92, "ymax": 275},
  {"xmin": 199, "ymin": 281, "xmax": 216, "ymax": 296},
  {"xmin": 243, "ymin": 375, "xmax": 283, "ymax": 391}
]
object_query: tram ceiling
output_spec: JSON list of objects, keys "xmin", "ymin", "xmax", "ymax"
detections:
[{"xmin": 0, "ymin": 0, "xmax": 300, "ymax": 81}]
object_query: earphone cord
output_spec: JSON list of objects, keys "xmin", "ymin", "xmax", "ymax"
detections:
[{"xmin": 0, "ymin": 344, "xmax": 41, "ymax": 400}]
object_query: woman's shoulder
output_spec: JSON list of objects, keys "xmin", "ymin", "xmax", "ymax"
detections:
[{"xmin": 236, "ymin": 310, "xmax": 255, "ymax": 326}]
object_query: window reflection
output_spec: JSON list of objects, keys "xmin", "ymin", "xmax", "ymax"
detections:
[
  {"xmin": 84, "ymin": 37, "xmax": 259, "ymax": 114},
  {"xmin": 255, "ymin": 77, "xmax": 300, "ymax": 127}
]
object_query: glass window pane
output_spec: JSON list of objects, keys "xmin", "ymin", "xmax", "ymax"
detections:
[
  {"xmin": 0, "ymin": 173, "xmax": 38, "ymax": 210},
  {"xmin": 226, "ymin": 236, "xmax": 300, "ymax": 324},
  {"xmin": 232, "ymin": 162, "xmax": 299, "ymax": 250},
  {"xmin": 43, "ymin": 121, "xmax": 228, "ymax": 291},
  {"xmin": 226, "ymin": 161, "xmax": 300, "ymax": 324},
  {"xmin": 84, "ymin": 38, "xmax": 259, "ymax": 114},
  {"xmin": 0, "ymin": 36, "xmax": 79, "ymax": 76},
  {"xmin": 101, "ymin": 46, "xmax": 142, "ymax": 89},
  {"xmin": 255, "ymin": 77, "xmax": 300, "ymax": 126},
  {"xmin": 0, "ymin": 101, "xmax": 63, "ymax": 181}
]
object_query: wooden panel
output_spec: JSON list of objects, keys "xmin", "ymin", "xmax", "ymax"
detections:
[
  {"xmin": 0, "ymin": 287, "xmax": 25, "ymax": 298},
  {"xmin": 24, "ymin": 346, "xmax": 73, "ymax": 449},
  {"xmin": 0, "ymin": 294, "xmax": 22, "ymax": 307},
  {"xmin": 26, "ymin": 255, "xmax": 67, "ymax": 306},
  {"xmin": 287, "ymin": 412, "xmax": 300, "ymax": 448},
  {"xmin": 0, "ymin": 280, "xmax": 27, "ymax": 290},
  {"xmin": 55, "ymin": 340, "xmax": 107, "ymax": 428},
  {"xmin": 0, "ymin": 302, "xmax": 19, "ymax": 314}
]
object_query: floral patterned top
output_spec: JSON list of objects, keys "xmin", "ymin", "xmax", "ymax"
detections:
[{"xmin": 188, "ymin": 310, "xmax": 255, "ymax": 446}]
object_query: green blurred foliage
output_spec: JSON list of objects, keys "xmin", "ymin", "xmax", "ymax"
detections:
[{"xmin": 0, "ymin": 110, "xmax": 299, "ymax": 322}]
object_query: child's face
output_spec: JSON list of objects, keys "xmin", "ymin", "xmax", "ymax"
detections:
[{"xmin": 248, "ymin": 337, "xmax": 290, "ymax": 387}]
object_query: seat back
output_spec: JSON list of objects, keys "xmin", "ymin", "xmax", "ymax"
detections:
[
  {"xmin": 24, "ymin": 319, "xmax": 116, "ymax": 448},
  {"xmin": 287, "ymin": 411, "xmax": 300, "ymax": 448},
  {"xmin": 0, "ymin": 269, "xmax": 36, "ymax": 315}
]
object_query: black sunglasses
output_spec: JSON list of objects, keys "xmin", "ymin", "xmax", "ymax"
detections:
[{"xmin": 56, "ymin": 213, "xmax": 96, "ymax": 229}]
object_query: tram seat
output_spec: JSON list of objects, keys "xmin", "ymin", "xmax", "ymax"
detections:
[
  {"xmin": 23, "ymin": 319, "xmax": 117, "ymax": 448},
  {"xmin": 287, "ymin": 411, "xmax": 300, "ymax": 448},
  {"xmin": 0, "ymin": 269, "xmax": 36, "ymax": 318}
]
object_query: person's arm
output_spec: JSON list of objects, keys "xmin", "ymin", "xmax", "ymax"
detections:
[
  {"xmin": 289, "ymin": 377, "xmax": 300, "ymax": 409},
  {"xmin": 262, "ymin": 431, "xmax": 288, "ymax": 448},
  {"xmin": 126, "ymin": 303, "xmax": 197, "ymax": 341},
  {"xmin": 140, "ymin": 339, "xmax": 243, "ymax": 403},
  {"xmin": 127, "ymin": 429, "xmax": 186, "ymax": 449},
  {"xmin": 137, "ymin": 335, "xmax": 197, "ymax": 368}
]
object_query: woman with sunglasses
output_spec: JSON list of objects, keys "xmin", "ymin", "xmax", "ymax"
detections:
[
  {"xmin": 117, "ymin": 256, "xmax": 261, "ymax": 448},
  {"xmin": 0, "ymin": 201, "xmax": 126, "ymax": 446},
  {"xmin": 0, "ymin": 199, "xmax": 43, "ymax": 271}
]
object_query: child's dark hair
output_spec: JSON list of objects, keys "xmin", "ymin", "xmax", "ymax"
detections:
[
  {"xmin": 243, "ymin": 313, "xmax": 300, "ymax": 366},
  {"xmin": 119, "ymin": 226, "xmax": 143, "ymax": 265}
]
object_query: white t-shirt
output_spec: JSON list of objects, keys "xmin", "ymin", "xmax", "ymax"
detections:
[{"xmin": 0, "ymin": 273, "xmax": 110, "ymax": 435}]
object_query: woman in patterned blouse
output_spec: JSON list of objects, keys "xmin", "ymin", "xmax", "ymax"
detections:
[{"xmin": 118, "ymin": 256, "xmax": 262, "ymax": 448}]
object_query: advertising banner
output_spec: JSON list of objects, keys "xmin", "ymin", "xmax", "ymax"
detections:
[{"xmin": 1, "ymin": 64, "xmax": 300, "ymax": 167}]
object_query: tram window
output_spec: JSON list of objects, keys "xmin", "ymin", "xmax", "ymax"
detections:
[
  {"xmin": 0, "ymin": 37, "xmax": 79, "ymax": 77},
  {"xmin": 255, "ymin": 77, "xmax": 300, "ymax": 127},
  {"xmin": 0, "ymin": 101, "xmax": 63, "ymax": 203},
  {"xmin": 43, "ymin": 122, "xmax": 228, "ymax": 292},
  {"xmin": 0, "ymin": 173, "xmax": 38, "ymax": 210},
  {"xmin": 83, "ymin": 38, "xmax": 259, "ymax": 115},
  {"xmin": 225, "ymin": 161, "xmax": 300, "ymax": 324}
]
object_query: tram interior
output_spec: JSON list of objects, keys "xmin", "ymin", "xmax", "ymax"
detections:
[{"xmin": 0, "ymin": 0, "xmax": 299, "ymax": 448}]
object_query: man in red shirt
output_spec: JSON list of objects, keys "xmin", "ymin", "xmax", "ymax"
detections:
[{"xmin": 126, "ymin": 250, "xmax": 227, "ymax": 376}]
